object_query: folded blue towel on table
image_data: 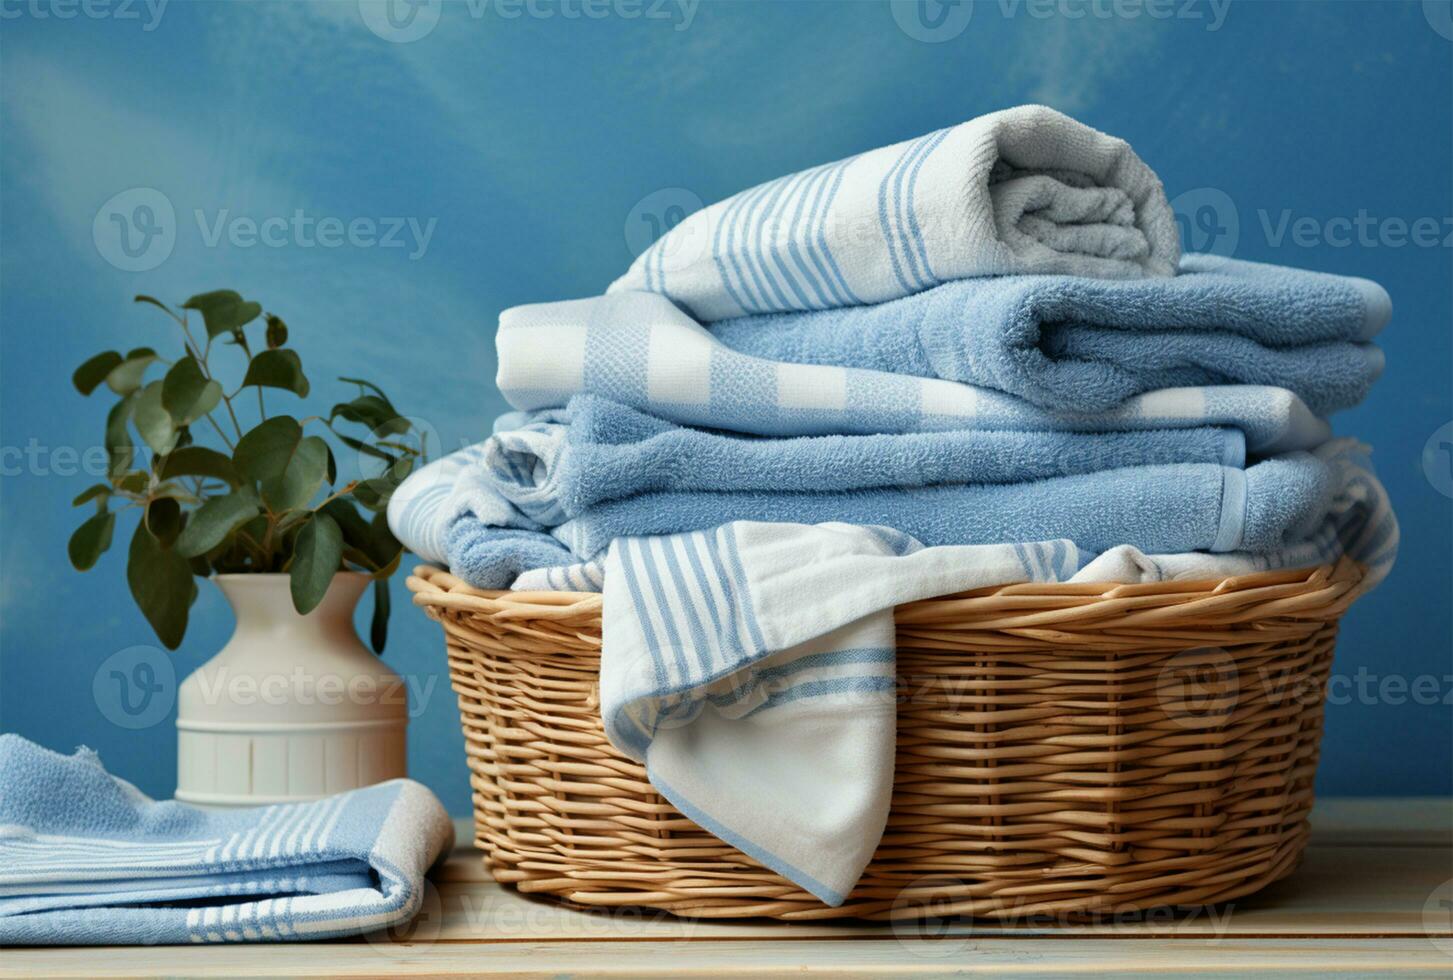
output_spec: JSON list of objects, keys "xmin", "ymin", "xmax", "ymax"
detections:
[
  {"xmin": 706, "ymin": 255, "xmax": 1390, "ymax": 416},
  {"xmin": 485, "ymin": 394, "xmax": 1245, "ymax": 525},
  {"xmin": 610, "ymin": 104, "xmax": 1180, "ymax": 321},
  {"xmin": 495, "ymin": 291, "xmax": 1331, "ymax": 453},
  {"xmin": 0, "ymin": 735, "xmax": 452, "ymax": 945}
]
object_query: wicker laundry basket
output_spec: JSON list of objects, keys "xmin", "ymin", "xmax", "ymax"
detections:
[{"xmin": 408, "ymin": 558, "xmax": 1364, "ymax": 921}]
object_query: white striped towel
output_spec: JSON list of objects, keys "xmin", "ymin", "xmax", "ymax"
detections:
[
  {"xmin": 0, "ymin": 736, "xmax": 453, "ymax": 946},
  {"xmin": 609, "ymin": 104, "xmax": 1180, "ymax": 321},
  {"xmin": 494, "ymin": 290, "xmax": 1330, "ymax": 452}
]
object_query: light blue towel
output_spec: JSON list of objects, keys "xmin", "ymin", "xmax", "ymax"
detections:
[
  {"xmin": 495, "ymin": 292, "xmax": 1332, "ymax": 453},
  {"xmin": 548, "ymin": 450, "xmax": 1335, "ymax": 561},
  {"xmin": 0, "ymin": 736, "xmax": 453, "ymax": 946},
  {"xmin": 516, "ymin": 439, "xmax": 1399, "ymax": 600},
  {"xmin": 486, "ymin": 394, "xmax": 1245, "ymax": 526},
  {"xmin": 706, "ymin": 255, "xmax": 1390, "ymax": 416}
]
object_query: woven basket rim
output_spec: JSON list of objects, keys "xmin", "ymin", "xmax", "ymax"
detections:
[{"xmin": 406, "ymin": 557, "xmax": 1364, "ymax": 623}]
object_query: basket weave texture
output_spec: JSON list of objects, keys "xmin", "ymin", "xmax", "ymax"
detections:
[{"xmin": 408, "ymin": 559, "xmax": 1363, "ymax": 921}]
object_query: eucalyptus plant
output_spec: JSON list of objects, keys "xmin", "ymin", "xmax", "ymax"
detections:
[{"xmin": 69, "ymin": 290, "xmax": 424, "ymax": 653}]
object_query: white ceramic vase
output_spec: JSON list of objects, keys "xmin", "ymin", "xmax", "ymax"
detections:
[{"xmin": 175, "ymin": 572, "xmax": 408, "ymax": 807}]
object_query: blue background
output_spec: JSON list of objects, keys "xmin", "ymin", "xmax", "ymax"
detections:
[{"xmin": 2, "ymin": 0, "xmax": 1449, "ymax": 815}]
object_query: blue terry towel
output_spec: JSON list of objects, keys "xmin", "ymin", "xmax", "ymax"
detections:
[
  {"xmin": 494, "ymin": 292, "xmax": 1333, "ymax": 453},
  {"xmin": 547, "ymin": 450, "xmax": 1335, "ymax": 562},
  {"xmin": 0, "ymin": 736, "xmax": 453, "ymax": 946},
  {"xmin": 707, "ymin": 254, "xmax": 1390, "ymax": 416},
  {"xmin": 486, "ymin": 394, "xmax": 1245, "ymax": 525}
]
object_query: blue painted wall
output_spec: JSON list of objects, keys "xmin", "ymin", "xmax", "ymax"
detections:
[{"xmin": 2, "ymin": 0, "xmax": 1449, "ymax": 814}]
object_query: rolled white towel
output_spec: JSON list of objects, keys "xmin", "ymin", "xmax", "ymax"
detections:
[{"xmin": 610, "ymin": 104, "xmax": 1180, "ymax": 321}]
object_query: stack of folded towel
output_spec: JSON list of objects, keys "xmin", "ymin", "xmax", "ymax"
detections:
[{"xmin": 389, "ymin": 105, "xmax": 1398, "ymax": 905}]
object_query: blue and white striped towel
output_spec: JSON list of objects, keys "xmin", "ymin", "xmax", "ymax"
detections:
[
  {"xmin": 495, "ymin": 291, "xmax": 1331, "ymax": 453},
  {"xmin": 0, "ymin": 736, "xmax": 453, "ymax": 946},
  {"xmin": 565, "ymin": 440, "xmax": 1396, "ymax": 904},
  {"xmin": 609, "ymin": 104, "xmax": 1179, "ymax": 321}
]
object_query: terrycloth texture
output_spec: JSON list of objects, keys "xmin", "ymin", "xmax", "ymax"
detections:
[
  {"xmin": 593, "ymin": 442, "xmax": 1396, "ymax": 902},
  {"xmin": 496, "ymin": 290, "xmax": 1331, "ymax": 453},
  {"xmin": 486, "ymin": 394, "xmax": 1245, "ymax": 526},
  {"xmin": 707, "ymin": 254, "xmax": 1391, "ymax": 416},
  {"xmin": 519, "ymin": 440, "xmax": 1397, "ymax": 597},
  {"xmin": 549, "ymin": 450, "xmax": 1335, "ymax": 562},
  {"xmin": 0, "ymin": 736, "xmax": 453, "ymax": 946},
  {"xmin": 387, "ymin": 441, "xmax": 545, "ymax": 568},
  {"xmin": 609, "ymin": 104, "xmax": 1180, "ymax": 321}
]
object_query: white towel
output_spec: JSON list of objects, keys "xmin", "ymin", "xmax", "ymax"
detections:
[{"xmin": 609, "ymin": 104, "xmax": 1180, "ymax": 321}]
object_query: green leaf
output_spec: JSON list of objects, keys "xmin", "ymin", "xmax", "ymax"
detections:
[
  {"xmin": 338, "ymin": 377, "xmax": 396, "ymax": 413},
  {"xmin": 72, "ymin": 484, "xmax": 111, "ymax": 507},
  {"xmin": 133, "ymin": 294, "xmax": 175, "ymax": 316},
  {"xmin": 126, "ymin": 521, "xmax": 194, "ymax": 650},
  {"xmin": 73, "ymin": 351, "xmax": 123, "ymax": 395},
  {"xmin": 260, "ymin": 435, "xmax": 329, "ymax": 512},
  {"xmin": 265, "ymin": 314, "xmax": 288, "ymax": 349},
  {"xmin": 161, "ymin": 356, "xmax": 223, "ymax": 425},
  {"xmin": 132, "ymin": 381, "xmax": 178, "ymax": 456},
  {"xmin": 370, "ymin": 577, "xmax": 390, "ymax": 654},
  {"xmin": 329, "ymin": 394, "xmax": 398, "ymax": 432},
  {"xmin": 68, "ymin": 510, "xmax": 115, "ymax": 571},
  {"xmin": 242, "ymin": 349, "xmax": 310, "ymax": 398},
  {"xmin": 105, "ymin": 392, "xmax": 137, "ymax": 477},
  {"xmin": 182, "ymin": 290, "xmax": 263, "ymax": 338},
  {"xmin": 350, "ymin": 479, "xmax": 388, "ymax": 512},
  {"xmin": 145, "ymin": 497, "xmax": 182, "ymax": 547},
  {"xmin": 322, "ymin": 498, "xmax": 371, "ymax": 543},
  {"xmin": 115, "ymin": 470, "xmax": 149, "ymax": 494},
  {"xmin": 335, "ymin": 431, "xmax": 396, "ymax": 463},
  {"xmin": 370, "ymin": 510, "xmax": 403, "ymax": 566},
  {"xmin": 159, "ymin": 446, "xmax": 239, "ymax": 487},
  {"xmin": 104, "ymin": 348, "xmax": 158, "ymax": 395},
  {"xmin": 290, "ymin": 513, "xmax": 343, "ymax": 614},
  {"xmin": 233, "ymin": 415, "xmax": 301, "ymax": 483},
  {"xmin": 176, "ymin": 489, "xmax": 261, "ymax": 558}
]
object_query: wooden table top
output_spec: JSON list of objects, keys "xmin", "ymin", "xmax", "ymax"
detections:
[{"xmin": 5, "ymin": 797, "xmax": 1451, "ymax": 977}]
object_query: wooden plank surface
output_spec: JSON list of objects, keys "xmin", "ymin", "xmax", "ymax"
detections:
[{"xmin": 3, "ymin": 798, "xmax": 1450, "ymax": 977}]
